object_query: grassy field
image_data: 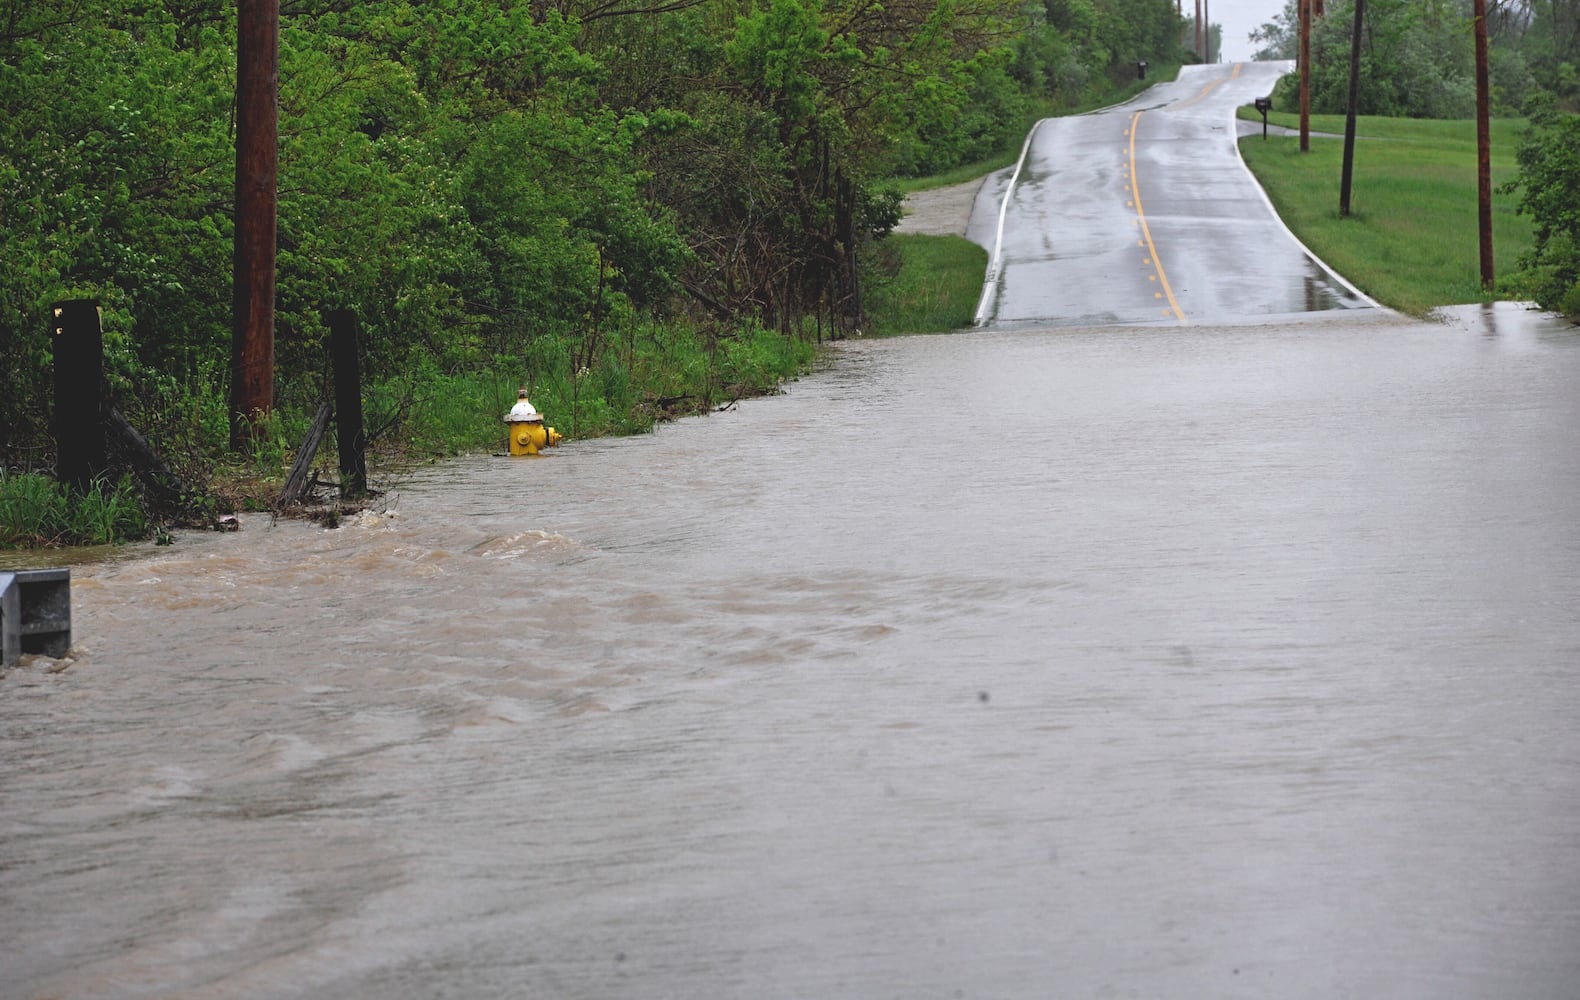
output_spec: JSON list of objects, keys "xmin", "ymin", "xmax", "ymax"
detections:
[{"xmin": 1237, "ymin": 111, "xmax": 1535, "ymax": 315}]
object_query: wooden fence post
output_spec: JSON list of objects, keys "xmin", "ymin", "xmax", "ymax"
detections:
[{"xmin": 325, "ymin": 308, "xmax": 367, "ymax": 498}]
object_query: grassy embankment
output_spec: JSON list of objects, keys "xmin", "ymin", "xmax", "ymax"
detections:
[
  {"xmin": 1236, "ymin": 110, "xmax": 1535, "ymax": 316},
  {"xmin": 866, "ymin": 67, "xmax": 1181, "ymax": 335},
  {"xmin": 0, "ymin": 324, "xmax": 814, "ymax": 548}
]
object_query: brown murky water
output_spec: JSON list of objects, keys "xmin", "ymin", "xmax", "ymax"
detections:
[{"xmin": 5, "ymin": 308, "xmax": 1580, "ymax": 999}]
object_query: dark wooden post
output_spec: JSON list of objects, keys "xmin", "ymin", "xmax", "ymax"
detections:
[
  {"xmin": 231, "ymin": 0, "xmax": 279, "ymax": 450},
  {"xmin": 1473, "ymin": 0, "xmax": 1495, "ymax": 290},
  {"xmin": 1299, "ymin": 0, "xmax": 1312, "ymax": 153},
  {"xmin": 325, "ymin": 309, "xmax": 368, "ymax": 497},
  {"xmin": 1340, "ymin": 0, "xmax": 1364, "ymax": 217},
  {"xmin": 50, "ymin": 300, "xmax": 106, "ymax": 493}
]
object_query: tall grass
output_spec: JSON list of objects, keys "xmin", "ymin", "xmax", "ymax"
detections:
[
  {"xmin": 1238, "ymin": 113, "xmax": 1535, "ymax": 315},
  {"xmin": 1, "ymin": 471, "xmax": 148, "ymax": 548},
  {"xmin": 354, "ymin": 320, "xmax": 817, "ymax": 461},
  {"xmin": 865, "ymin": 235, "xmax": 988, "ymax": 335}
]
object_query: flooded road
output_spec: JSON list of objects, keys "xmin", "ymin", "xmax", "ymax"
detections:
[{"xmin": 5, "ymin": 308, "xmax": 1580, "ymax": 999}]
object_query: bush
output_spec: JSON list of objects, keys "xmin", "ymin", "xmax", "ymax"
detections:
[
  {"xmin": 1506, "ymin": 100, "xmax": 1580, "ymax": 315},
  {"xmin": 1, "ymin": 471, "xmax": 149, "ymax": 548}
]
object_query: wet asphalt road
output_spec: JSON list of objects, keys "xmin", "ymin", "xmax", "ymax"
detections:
[{"xmin": 970, "ymin": 61, "xmax": 1375, "ymax": 327}]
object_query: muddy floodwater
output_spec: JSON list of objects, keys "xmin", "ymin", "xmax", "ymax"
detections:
[{"xmin": 4, "ymin": 308, "xmax": 1580, "ymax": 999}]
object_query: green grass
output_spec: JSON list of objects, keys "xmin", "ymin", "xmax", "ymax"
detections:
[
  {"xmin": 865, "ymin": 234, "xmax": 989, "ymax": 335},
  {"xmin": 1, "ymin": 471, "xmax": 148, "ymax": 549},
  {"xmin": 353, "ymin": 320, "xmax": 819, "ymax": 463},
  {"xmin": 1237, "ymin": 112, "xmax": 1535, "ymax": 315}
]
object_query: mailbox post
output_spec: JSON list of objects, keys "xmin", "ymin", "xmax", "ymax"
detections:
[
  {"xmin": 1137, "ymin": 60, "xmax": 1148, "ymax": 80},
  {"xmin": 1255, "ymin": 96, "xmax": 1273, "ymax": 139}
]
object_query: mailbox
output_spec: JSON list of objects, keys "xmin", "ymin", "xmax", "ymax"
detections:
[{"xmin": 1254, "ymin": 96, "xmax": 1273, "ymax": 138}]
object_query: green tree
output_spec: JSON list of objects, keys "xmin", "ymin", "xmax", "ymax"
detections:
[
  {"xmin": 1506, "ymin": 100, "xmax": 1580, "ymax": 313},
  {"xmin": 1264, "ymin": 0, "xmax": 1480, "ymax": 119}
]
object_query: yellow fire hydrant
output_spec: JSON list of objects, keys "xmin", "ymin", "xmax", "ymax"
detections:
[{"xmin": 504, "ymin": 390, "xmax": 563, "ymax": 456}]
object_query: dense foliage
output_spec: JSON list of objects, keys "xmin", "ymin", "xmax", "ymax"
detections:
[
  {"xmin": 2, "ymin": 0, "xmax": 1193, "ymax": 516},
  {"xmin": 1506, "ymin": 99, "xmax": 1580, "ymax": 313}
]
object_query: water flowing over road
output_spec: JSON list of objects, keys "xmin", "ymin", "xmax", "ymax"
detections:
[{"xmin": 5, "ymin": 302, "xmax": 1580, "ymax": 999}]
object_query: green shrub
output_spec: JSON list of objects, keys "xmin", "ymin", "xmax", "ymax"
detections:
[
  {"xmin": 1, "ymin": 471, "xmax": 149, "ymax": 548},
  {"xmin": 1505, "ymin": 101, "xmax": 1580, "ymax": 315}
]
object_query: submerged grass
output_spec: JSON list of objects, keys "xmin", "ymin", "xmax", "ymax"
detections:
[
  {"xmin": 330, "ymin": 321, "xmax": 816, "ymax": 471},
  {"xmin": 1237, "ymin": 113, "xmax": 1535, "ymax": 315},
  {"xmin": 1, "ymin": 317, "xmax": 818, "ymax": 548}
]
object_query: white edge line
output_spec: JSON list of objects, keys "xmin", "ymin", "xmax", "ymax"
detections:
[
  {"xmin": 1228, "ymin": 62, "xmax": 1387, "ymax": 312},
  {"xmin": 972, "ymin": 119, "xmax": 1044, "ymax": 327},
  {"xmin": 972, "ymin": 82, "xmax": 1171, "ymax": 328}
]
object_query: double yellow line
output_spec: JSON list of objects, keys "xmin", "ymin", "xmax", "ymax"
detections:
[
  {"xmin": 1127, "ymin": 111, "xmax": 1185, "ymax": 323},
  {"xmin": 1125, "ymin": 62, "xmax": 1245, "ymax": 323}
]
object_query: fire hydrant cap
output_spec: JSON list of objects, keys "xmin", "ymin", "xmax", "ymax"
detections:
[{"xmin": 506, "ymin": 397, "xmax": 542, "ymax": 423}]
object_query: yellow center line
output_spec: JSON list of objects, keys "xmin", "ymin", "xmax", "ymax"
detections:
[
  {"xmin": 1128, "ymin": 111, "xmax": 1185, "ymax": 323},
  {"xmin": 1169, "ymin": 64, "xmax": 1243, "ymax": 112}
]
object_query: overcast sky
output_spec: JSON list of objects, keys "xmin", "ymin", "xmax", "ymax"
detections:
[{"xmin": 1202, "ymin": 0, "xmax": 1284, "ymax": 62}]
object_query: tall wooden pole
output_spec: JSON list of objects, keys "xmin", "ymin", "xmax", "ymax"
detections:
[
  {"xmin": 1340, "ymin": 0, "xmax": 1365, "ymax": 217},
  {"xmin": 1299, "ymin": 0, "xmax": 1312, "ymax": 152},
  {"xmin": 1204, "ymin": 0, "xmax": 1211, "ymax": 61},
  {"xmin": 231, "ymin": 0, "xmax": 279, "ymax": 451},
  {"xmin": 1195, "ymin": 0, "xmax": 1203, "ymax": 60},
  {"xmin": 1473, "ymin": 0, "xmax": 1495, "ymax": 289}
]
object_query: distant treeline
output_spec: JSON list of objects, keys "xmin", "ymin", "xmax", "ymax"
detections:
[{"xmin": 1250, "ymin": 0, "xmax": 1580, "ymax": 118}]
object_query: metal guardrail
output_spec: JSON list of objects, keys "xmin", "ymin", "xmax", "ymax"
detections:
[{"xmin": 1, "ymin": 568, "xmax": 72, "ymax": 668}]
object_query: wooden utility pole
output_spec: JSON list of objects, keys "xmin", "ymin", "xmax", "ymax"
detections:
[
  {"xmin": 1340, "ymin": 0, "xmax": 1365, "ymax": 216},
  {"xmin": 231, "ymin": 0, "xmax": 279, "ymax": 451},
  {"xmin": 1195, "ymin": 0, "xmax": 1203, "ymax": 60},
  {"xmin": 1473, "ymin": 0, "xmax": 1495, "ymax": 289},
  {"xmin": 1299, "ymin": 0, "xmax": 1312, "ymax": 152}
]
